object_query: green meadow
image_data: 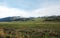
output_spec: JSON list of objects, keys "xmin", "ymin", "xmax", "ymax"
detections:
[{"xmin": 0, "ymin": 20, "xmax": 60, "ymax": 38}]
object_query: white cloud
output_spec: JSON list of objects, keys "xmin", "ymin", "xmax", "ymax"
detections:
[
  {"xmin": 32, "ymin": 5, "xmax": 60, "ymax": 17},
  {"xmin": 0, "ymin": 5, "xmax": 60, "ymax": 18},
  {"xmin": 0, "ymin": 6, "xmax": 32, "ymax": 18}
]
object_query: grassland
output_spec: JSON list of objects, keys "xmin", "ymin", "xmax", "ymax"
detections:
[{"xmin": 0, "ymin": 21, "xmax": 60, "ymax": 38}]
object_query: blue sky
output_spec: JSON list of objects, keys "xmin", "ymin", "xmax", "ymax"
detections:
[
  {"xmin": 4, "ymin": 0, "xmax": 44, "ymax": 11},
  {"xmin": 0, "ymin": 0, "xmax": 60, "ymax": 18}
]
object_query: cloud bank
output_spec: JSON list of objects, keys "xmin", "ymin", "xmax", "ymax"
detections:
[
  {"xmin": 0, "ymin": 6, "xmax": 32, "ymax": 18},
  {"xmin": 0, "ymin": 5, "xmax": 60, "ymax": 18},
  {"xmin": 32, "ymin": 5, "xmax": 60, "ymax": 17}
]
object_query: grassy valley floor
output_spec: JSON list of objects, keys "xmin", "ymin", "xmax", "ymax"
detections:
[{"xmin": 0, "ymin": 21, "xmax": 60, "ymax": 38}]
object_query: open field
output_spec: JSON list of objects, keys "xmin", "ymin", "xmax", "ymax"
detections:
[{"xmin": 0, "ymin": 21, "xmax": 60, "ymax": 38}]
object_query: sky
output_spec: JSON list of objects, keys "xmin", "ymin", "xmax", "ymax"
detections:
[{"xmin": 0, "ymin": 0, "xmax": 60, "ymax": 18}]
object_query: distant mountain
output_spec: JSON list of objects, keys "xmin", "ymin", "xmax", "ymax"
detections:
[
  {"xmin": 0, "ymin": 15, "xmax": 60, "ymax": 22},
  {"xmin": 0, "ymin": 16, "xmax": 34, "ymax": 22},
  {"xmin": 0, "ymin": 17, "xmax": 15, "ymax": 22},
  {"xmin": 44, "ymin": 16, "xmax": 60, "ymax": 21}
]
